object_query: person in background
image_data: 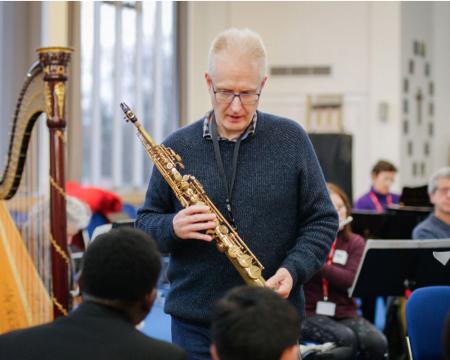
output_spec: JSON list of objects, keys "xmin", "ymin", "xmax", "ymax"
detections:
[
  {"xmin": 354, "ymin": 160, "xmax": 400, "ymax": 213},
  {"xmin": 135, "ymin": 27, "xmax": 338, "ymax": 359},
  {"xmin": 302, "ymin": 183, "xmax": 388, "ymax": 360},
  {"xmin": 0, "ymin": 228, "xmax": 187, "ymax": 360},
  {"xmin": 210, "ymin": 286, "xmax": 300, "ymax": 360},
  {"xmin": 412, "ymin": 166, "xmax": 450, "ymax": 239}
]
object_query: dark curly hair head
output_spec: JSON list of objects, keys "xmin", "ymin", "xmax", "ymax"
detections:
[
  {"xmin": 79, "ymin": 227, "xmax": 161, "ymax": 302},
  {"xmin": 211, "ymin": 286, "xmax": 299, "ymax": 360}
]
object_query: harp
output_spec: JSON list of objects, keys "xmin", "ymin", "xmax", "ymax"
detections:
[{"xmin": 0, "ymin": 47, "xmax": 72, "ymax": 332}]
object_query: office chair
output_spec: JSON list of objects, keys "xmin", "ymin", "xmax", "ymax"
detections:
[{"xmin": 406, "ymin": 286, "xmax": 450, "ymax": 360}]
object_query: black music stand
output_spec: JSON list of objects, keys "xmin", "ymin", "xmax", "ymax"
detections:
[
  {"xmin": 351, "ymin": 210, "xmax": 430, "ymax": 240},
  {"xmin": 349, "ymin": 239, "xmax": 450, "ymax": 297}
]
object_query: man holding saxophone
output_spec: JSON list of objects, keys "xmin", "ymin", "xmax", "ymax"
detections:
[{"xmin": 136, "ymin": 28, "xmax": 338, "ymax": 360}]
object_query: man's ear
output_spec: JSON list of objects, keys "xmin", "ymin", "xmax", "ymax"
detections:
[
  {"xmin": 205, "ymin": 72, "xmax": 212, "ymax": 89},
  {"xmin": 210, "ymin": 343, "xmax": 220, "ymax": 360},
  {"xmin": 260, "ymin": 75, "xmax": 268, "ymax": 90},
  {"xmin": 429, "ymin": 192, "xmax": 436, "ymax": 206},
  {"xmin": 279, "ymin": 344, "xmax": 300, "ymax": 360}
]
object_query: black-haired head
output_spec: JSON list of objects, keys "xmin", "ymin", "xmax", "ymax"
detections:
[
  {"xmin": 211, "ymin": 286, "xmax": 300, "ymax": 360},
  {"xmin": 79, "ymin": 227, "xmax": 161, "ymax": 302}
]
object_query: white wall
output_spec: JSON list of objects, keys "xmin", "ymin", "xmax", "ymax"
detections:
[
  {"xmin": 367, "ymin": 2, "xmax": 402, "ymax": 194},
  {"xmin": 400, "ymin": 2, "xmax": 434, "ymax": 187},
  {"xmin": 433, "ymin": 2, "xmax": 450, "ymax": 171}
]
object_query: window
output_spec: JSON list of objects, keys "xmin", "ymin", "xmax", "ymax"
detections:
[{"xmin": 81, "ymin": 1, "xmax": 179, "ymax": 190}]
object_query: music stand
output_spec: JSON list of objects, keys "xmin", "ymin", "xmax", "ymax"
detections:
[
  {"xmin": 351, "ymin": 210, "xmax": 430, "ymax": 240},
  {"xmin": 349, "ymin": 239, "xmax": 450, "ymax": 297}
]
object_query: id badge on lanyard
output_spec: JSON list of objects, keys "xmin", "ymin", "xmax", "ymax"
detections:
[{"xmin": 316, "ymin": 241, "xmax": 337, "ymax": 317}]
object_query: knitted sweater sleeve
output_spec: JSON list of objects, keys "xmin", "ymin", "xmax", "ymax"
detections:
[
  {"xmin": 281, "ymin": 130, "xmax": 339, "ymax": 286},
  {"xmin": 135, "ymin": 165, "xmax": 180, "ymax": 254}
]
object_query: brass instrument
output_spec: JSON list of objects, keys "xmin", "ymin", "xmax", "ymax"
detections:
[{"xmin": 120, "ymin": 103, "xmax": 265, "ymax": 287}]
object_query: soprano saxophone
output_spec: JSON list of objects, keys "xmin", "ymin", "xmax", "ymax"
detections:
[{"xmin": 120, "ymin": 103, "xmax": 265, "ymax": 287}]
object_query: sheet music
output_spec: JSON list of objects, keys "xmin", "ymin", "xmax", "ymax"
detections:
[{"xmin": 433, "ymin": 251, "xmax": 450, "ymax": 266}]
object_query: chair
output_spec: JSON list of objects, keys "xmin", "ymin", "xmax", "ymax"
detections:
[{"xmin": 406, "ymin": 286, "xmax": 450, "ymax": 360}]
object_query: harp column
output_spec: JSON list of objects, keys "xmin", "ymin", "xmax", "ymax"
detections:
[{"xmin": 38, "ymin": 47, "xmax": 72, "ymax": 318}]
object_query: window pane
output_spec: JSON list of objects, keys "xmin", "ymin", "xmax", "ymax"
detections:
[
  {"xmin": 81, "ymin": 1, "xmax": 178, "ymax": 190},
  {"xmin": 99, "ymin": 2, "xmax": 115, "ymax": 185}
]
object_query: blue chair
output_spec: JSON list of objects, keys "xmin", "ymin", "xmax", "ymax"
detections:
[{"xmin": 406, "ymin": 286, "xmax": 450, "ymax": 360}]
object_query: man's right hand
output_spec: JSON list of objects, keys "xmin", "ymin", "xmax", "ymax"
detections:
[{"xmin": 173, "ymin": 204, "xmax": 217, "ymax": 241}]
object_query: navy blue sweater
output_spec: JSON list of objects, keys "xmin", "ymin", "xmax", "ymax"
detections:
[{"xmin": 136, "ymin": 111, "xmax": 338, "ymax": 323}]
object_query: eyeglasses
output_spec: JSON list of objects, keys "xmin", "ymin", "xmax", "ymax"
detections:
[
  {"xmin": 211, "ymin": 83, "xmax": 261, "ymax": 105},
  {"xmin": 435, "ymin": 187, "xmax": 450, "ymax": 196}
]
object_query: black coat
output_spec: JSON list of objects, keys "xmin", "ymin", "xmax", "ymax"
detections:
[{"xmin": 0, "ymin": 301, "xmax": 187, "ymax": 360}]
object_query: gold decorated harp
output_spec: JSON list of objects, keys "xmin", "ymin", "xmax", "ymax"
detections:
[{"xmin": 0, "ymin": 47, "xmax": 72, "ymax": 333}]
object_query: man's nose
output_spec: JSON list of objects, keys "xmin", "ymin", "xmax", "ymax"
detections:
[{"xmin": 230, "ymin": 95, "xmax": 243, "ymax": 111}]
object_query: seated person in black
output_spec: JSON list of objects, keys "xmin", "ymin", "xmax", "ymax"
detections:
[
  {"xmin": 0, "ymin": 228, "xmax": 186, "ymax": 360},
  {"xmin": 210, "ymin": 286, "xmax": 300, "ymax": 360}
]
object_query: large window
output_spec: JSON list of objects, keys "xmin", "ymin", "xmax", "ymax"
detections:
[{"xmin": 81, "ymin": 1, "xmax": 178, "ymax": 190}]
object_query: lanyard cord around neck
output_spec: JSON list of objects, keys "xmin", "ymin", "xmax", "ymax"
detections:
[
  {"xmin": 322, "ymin": 240, "xmax": 337, "ymax": 301},
  {"xmin": 369, "ymin": 191, "xmax": 392, "ymax": 213},
  {"xmin": 210, "ymin": 117, "xmax": 248, "ymax": 228}
]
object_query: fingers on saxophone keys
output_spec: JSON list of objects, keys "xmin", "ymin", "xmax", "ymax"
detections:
[
  {"xmin": 185, "ymin": 221, "xmax": 217, "ymax": 233},
  {"xmin": 189, "ymin": 213, "xmax": 216, "ymax": 223},
  {"xmin": 185, "ymin": 204, "xmax": 212, "ymax": 214},
  {"xmin": 187, "ymin": 231, "xmax": 214, "ymax": 242}
]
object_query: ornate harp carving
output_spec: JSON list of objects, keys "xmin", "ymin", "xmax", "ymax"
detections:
[{"xmin": 0, "ymin": 47, "xmax": 72, "ymax": 332}]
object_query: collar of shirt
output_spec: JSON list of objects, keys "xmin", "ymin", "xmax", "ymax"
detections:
[{"xmin": 202, "ymin": 111, "xmax": 257, "ymax": 142}]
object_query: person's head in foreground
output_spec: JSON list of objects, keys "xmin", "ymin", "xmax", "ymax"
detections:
[
  {"xmin": 371, "ymin": 160, "xmax": 398, "ymax": 195},
  {"xmin": 79, "ymin": 227, "xmax": 161, "ymax": 325},
  {"xmin": 210, "ymin": 286, "xmax": 300, "ymax": 360}
]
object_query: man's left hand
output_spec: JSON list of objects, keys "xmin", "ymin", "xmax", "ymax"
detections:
[{"xmin": 265, "ymin": 267, "xmax": 293, "ymax": 298}]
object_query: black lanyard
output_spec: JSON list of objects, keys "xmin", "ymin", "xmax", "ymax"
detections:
[{"xmin": 210, "ymin": 117, "xmax": 247, "ymax": 228}]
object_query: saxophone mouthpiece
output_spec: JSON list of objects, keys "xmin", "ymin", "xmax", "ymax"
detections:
[{"xmin": 120, "ymin": 102, "xmax": 137, "ymax": 123}]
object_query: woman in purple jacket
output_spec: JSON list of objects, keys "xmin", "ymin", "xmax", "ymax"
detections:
[
  {"xmin": 354, "ymin": 160, "xmax": 400, "ymax": 213},
  {"xmin": 301, "ymin": 183, "xmax": 388, "ymax": 359}
]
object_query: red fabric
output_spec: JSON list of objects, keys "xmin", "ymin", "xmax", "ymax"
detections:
[{"xmin": 66, "ymin": 181, "xmax": 122, "ymax": 215}]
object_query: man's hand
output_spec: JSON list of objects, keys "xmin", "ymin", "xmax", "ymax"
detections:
[
  {"xmin": 173, "ymin": 204, "xmax": 217, "ymax": 241},
  {"xmin": 265, "ymin": 267, "xmax": 293, "ymax": 298}
]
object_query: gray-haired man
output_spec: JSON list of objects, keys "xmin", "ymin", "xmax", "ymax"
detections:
[{"xmin": 413, "ymin": 166, "xmax": 450, "ymax": 239}]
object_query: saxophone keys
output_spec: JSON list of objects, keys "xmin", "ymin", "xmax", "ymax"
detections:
[
  {"xmin": 171, "ymin": 169, "xmax": 182, "ymax": 181},
  {"xmin": 166, "ymin": 163, "xmax": 173, "ymax": 170},
  {"xmin": 227, "ymin": 245, "xmax": 240, "ymax": 259},
  {"xmin": 237, "ymin": 254, "xmax": 252, "ymax": 268},
  {"xmin": 218, "ymin": 225, "xmax": 229, "ymax": 235},
  {"xmin": 180, "ymin": 181, "xmax": 189, "ymax": 190},
  {"xmin": 247, "ymin": 265, "xmax": 262, "ymax": 280},
  {"xmin": 215, "ymin": 241, "xmax": 227, "ymax": 253}
]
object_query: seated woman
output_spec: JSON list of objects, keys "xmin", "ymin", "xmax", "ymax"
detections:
[
  {"xmin": 354, "ymin": 160, "xmax": 400, "ymax": 213},
  {"xmin": 301, "ymin": 183, "xmax": 388, "ymax": 360}
]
